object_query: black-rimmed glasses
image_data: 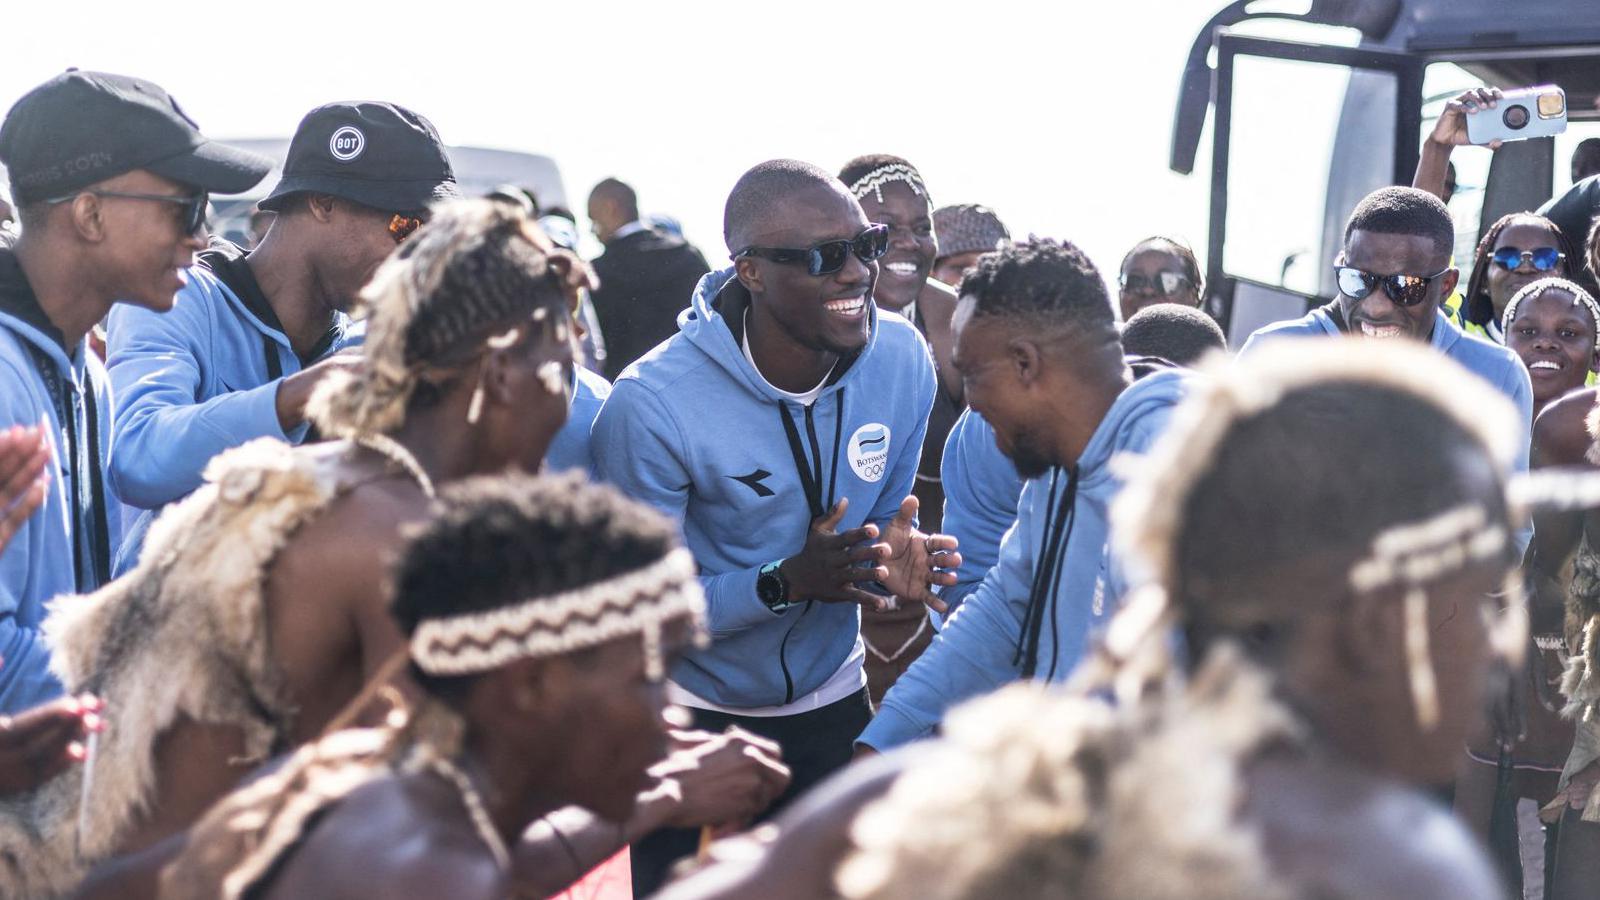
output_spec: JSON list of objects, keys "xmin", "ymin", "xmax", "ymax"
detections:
[{"xmin": 49, "ymin": 189, "xmax": 208, "ymax": 235}]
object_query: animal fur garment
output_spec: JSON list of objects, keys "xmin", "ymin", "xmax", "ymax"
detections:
[
  {"xmin": 836, "ymin": 647, "xmax": 1302, "ymax": 900},
  {"xmin": 0, "ymin": 439, "xmax": 358, "ymax": 897}
]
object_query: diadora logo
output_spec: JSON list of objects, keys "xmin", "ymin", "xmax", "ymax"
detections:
[
  {"xmin": 329, "ymin": 126, "xmax": 366, "ymax": 162},
  {"xmin": 848, "ymin": 424, "xmax": 891, "ymax": 483},
  {"xmin": 729, "ymin": 468, "xmax": 775, "ymax": 498}
]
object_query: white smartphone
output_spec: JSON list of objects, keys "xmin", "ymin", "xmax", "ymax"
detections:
[{"xmin": 1466, "ymin": 85, "xmax": 1568, "ymax": 145}]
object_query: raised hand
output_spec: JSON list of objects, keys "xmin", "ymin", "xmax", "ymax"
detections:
[
  {"xmin": 872, "ymin": 495, "xmax": 961, "ymax": 615},
  {"xmin": 779, "ymin": 499, "xmax": 894, "ymax": 610},
  {"xmin": 1429, "ymin": 86, "xmax": 1504, "ymax": 149}
]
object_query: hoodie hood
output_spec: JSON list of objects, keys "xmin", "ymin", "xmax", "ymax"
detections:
[
  {"xmin": 1077, "ymin": 368, "xmax": 1189, "ymax": 490},
  {"xmin": 678, "ymin": 267, "xmax": 883, "ymax": 403}
]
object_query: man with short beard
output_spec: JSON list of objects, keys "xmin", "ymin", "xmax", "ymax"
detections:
[
  {"xmin": 107, "ymin": 101, "xmax": 458, "ymax": 572},
  {"xmin": 857, "ymin": 238, "xmax": 1187, "ymax": 753},
  {"xmin": 0, "ymin": 69, "xmax": 269, "ymax": 712}
]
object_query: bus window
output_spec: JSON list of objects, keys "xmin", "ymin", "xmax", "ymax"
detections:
[{"xmin": 1224, "ymin": 55, "xmax": 1398, "ymax": 296}]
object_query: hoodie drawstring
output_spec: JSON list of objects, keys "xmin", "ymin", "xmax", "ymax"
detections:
[{"xmin": 1014, "ymin": 464, "xmax": 1080, "ymax": 680}]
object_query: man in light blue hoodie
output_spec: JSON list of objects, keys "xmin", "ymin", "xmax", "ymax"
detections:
[
  {"xmin": 0, "ymin": 70, "xmax": 270, "ymax": 712},
  {"xmin": 858, "ymin": 238, "xmax": 1189, "ymax": 753},
  {"xmin": 593, "ymin": 159, "xmax": 959, "ymax": 889},
  {"xmin": 1241, "ymin": 187, "xmax": 1532, "ymax": 464},
  {"xmin": 106, "ymin": 101, "xmax": 458, "ymax": 572}
]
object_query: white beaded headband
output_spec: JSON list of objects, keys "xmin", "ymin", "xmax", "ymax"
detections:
[
  {"xmin": 1501, "ymin": 277, "xmax": 1600, "ymax": 355},
  {"xmin": 1111, "ymin": 341, "xmax": 1527, "ymax": 735},
  {"xmin": 1346, "ymin": 503, "xmax": 1514, "ymax": 731},
  {"xmin": 410, "ymin": 548, "xmax": 707, "ymax": 679},
  {"xmin": 848, "ymin": 163, "xmax": 929, "ymax": 205}
]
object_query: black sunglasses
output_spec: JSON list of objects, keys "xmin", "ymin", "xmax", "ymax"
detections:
[
  {"xmin": 734, "ymin": 224, "xmax": 889, "ymax": 276},
  {"xmin": 1334, "ymin": 264, "xmax": 1451, "ymax": 307},
  {"xmin": 49, "ymin": 189, "xmax": 209, "ymax": 235}
]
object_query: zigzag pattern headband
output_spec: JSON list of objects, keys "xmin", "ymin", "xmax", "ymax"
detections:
[
  {"xmin": 848, "ymin": 163, "xmax": 929, "ymax": 205},
  {"xmin": 409, "ymin": 548, "xmax": 707, "ymax": 679}
]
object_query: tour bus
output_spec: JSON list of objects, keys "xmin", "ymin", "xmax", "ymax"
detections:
[
  {"xmin": 1175, "ymin": 0, "xmax": 1600, "ymax": 344},
  {"xmin": 206, "ymin": 140, "xmax": 568, "ymax": 248}
]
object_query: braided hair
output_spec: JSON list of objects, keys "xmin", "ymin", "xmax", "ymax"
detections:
[
  {"xmin": 308, "ymin": 198, "xmax": 570, "ymax": 438},
  {"xmin": 1460, "ymin": 213, "xmax": 1578, "ymax": 329}
]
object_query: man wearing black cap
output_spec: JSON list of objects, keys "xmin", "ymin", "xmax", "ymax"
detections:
[
  {"xmin": 0, "ymin": 69, "xmax": 269, "ymax": 713},
  {"xmin": 106, "ymin": 101, "xmax": 457, "ymax": 571}
]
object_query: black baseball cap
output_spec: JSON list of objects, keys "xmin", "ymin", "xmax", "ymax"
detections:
[
  {"xmin": 0, "ymin": 69, "xmax": 271, "ymax": 204},
  {"xmin": 258, "ymin": 102, "xmax": 459, "ymax": 215}
]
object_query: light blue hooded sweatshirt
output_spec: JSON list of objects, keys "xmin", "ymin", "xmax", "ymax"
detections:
[
  {"xmin": 593, "ymin": 267, "xmax": 935, "ymax": 708},
  {"xmin": 0, "ymin": 249, "xmax": 122, "ymax": 712},
  {"xmin": 936, "ymin": 408, "xmax": 1023, "ymax": 614},
  {"xmin": 1240, "ymin": 305, "xmax": 1532, "ymax": 549},
  {"xmin": 859, "ymin": 369, "xmax": 1188, "ymax": 751},
  {"xmin": 546, "ymin": 366, "xmax": 611, "ymax": 477},
  {"xmin": 106, "ymin": 242, "xmax": 360, "ymax": 572}
]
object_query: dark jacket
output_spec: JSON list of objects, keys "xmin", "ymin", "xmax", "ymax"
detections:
[{"xmin": 590, "ymin": 228, "xmax": 709, "ymax": 381}]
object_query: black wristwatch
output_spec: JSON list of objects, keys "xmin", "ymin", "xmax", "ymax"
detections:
[{"xmin": 757, "ymin": 560, "xmax": 794, "ymax": 613}]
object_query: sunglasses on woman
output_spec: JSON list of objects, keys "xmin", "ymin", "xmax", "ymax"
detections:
[
  {"xmin": 1118, "ymin": 271, "xmax": 1194, "ymax": 296},
  {"xmin": 734, "ymin": 224, "xmax": 889, "ymax": 276},
  {"xmin": 1491, "ymin": 246, "xmax": 1563, "ymax": 272},
  {"xmin": 1334, "ymin": 264, "xmax": 1451, "ymax": 307}
]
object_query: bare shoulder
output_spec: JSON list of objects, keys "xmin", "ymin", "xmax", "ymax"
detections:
[
  {"xmin": 271, "ymin": 473, "xmax": 431, "ymax": 604},
  {"xmin": 1534, "ymin": 387, "xmax": 1599, "ymax": 468},
  {"xmin": 1245, "ymin": 757, "xmax": 1502, "ymax": 900},
  {"xmin": 260, "ymin": 772, "xmax": 505, "ymax": 900}
]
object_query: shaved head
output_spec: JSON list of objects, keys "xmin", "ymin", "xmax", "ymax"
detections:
[
  {"xmin": 588, "ymin": 177, "xmax": 638, "ymax": 218},
  {"xmin": 723, "ymin": 159, "xmax": 849, "ymax": 253}
]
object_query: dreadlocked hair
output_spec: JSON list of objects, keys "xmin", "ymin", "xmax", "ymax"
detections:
[
  {"xmin": 308, "ymin": 198, "xmax": 568, "ymax": 438},
  {"xmin": 391, "ymin": 471, "xmax": 684, "ymax": 701},
  {"xmin": 839, "ymin": 642, "xmax": 1300, "ymax": 900},
  {"xmin": 1461, "ymin": 212, "xmax": 1577, "ymax": 328},
  {"xmin": 1113, "ymin": 340, "xmax": 1519, "ymax": 671}
]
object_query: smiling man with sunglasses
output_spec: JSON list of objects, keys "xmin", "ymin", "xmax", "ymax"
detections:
[
  {"xmin": 1241, "ymin": 186, "xmax": 1532, "ymax": 537},
  {"xmin": 105, "ymin": 101, "xmax": 457, "ymax": 573},
  {"xmin": 0, "ymin": 69, "xmax": 270, "ymax": 713},
  {"xmin": 594, "ymin": 158, "xmax": 958, "ymax": 892}
]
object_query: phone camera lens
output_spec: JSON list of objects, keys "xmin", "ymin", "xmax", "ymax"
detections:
[{"xmin": 1503, "ymin": 105, "xmax": 1531, "ymax": 130}]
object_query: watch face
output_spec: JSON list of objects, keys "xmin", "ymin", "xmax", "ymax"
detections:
[{"xmin": 758, "ymin": 565, "xmax": 787, "ymax": 608}]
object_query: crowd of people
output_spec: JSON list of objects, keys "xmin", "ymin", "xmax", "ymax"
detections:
[{"xmin": 2, "ymin": 67, "xmax": 1600, "ymax": 899}]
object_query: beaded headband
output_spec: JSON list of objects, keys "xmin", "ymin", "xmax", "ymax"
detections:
[
  {"xmin": 409, "ymin": 548, "xmax": 707, "ymax": 679},
  {"xmin": 1111, "ymin": 341, "xmax": 1529, "ymax": 732},
  {"xmin": 1501, "ymin": 276, "xmax": 1600, "ymax": 356},
  {"xmin": 848, "ymin": 163, "xmax": 930, "ymax": 206}
]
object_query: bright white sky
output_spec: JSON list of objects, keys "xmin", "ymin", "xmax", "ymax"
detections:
[
  {"xmin": 6, "ymin": 0, "xmax": 1555, "ymax": 288},
  {"xmin": 0, "ymin": 0, "xmax": 1246, "ymax": 275}
]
